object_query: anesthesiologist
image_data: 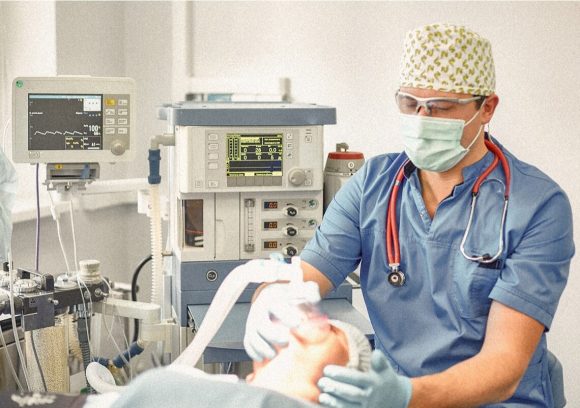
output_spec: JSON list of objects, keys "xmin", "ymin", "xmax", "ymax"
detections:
[{"xmin": 244, "ymin": 23, "xmax": 575, "ymax": 407}]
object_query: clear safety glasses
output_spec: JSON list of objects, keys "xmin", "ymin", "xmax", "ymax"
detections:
[{"xmin": 395, "ymin": 91, "xmax": 484, "ymax": 116}]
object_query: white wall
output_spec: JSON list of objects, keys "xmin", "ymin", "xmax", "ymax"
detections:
[{"xmin": 190, "ymin": 0, "xmax": 580, "ymax": 403}]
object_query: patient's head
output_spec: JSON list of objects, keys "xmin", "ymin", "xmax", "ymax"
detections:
[{"xmin": 246, "ymin": 318, "xmax": 371, "ymax": 402}]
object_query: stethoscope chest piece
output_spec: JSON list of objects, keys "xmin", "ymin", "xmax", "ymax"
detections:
[{"xmin": 388, "ymin": 269, "xmax": 406, "ymax": 287}]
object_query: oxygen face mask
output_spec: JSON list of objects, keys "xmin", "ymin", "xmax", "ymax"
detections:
[
  {"xmin": 267, "ymin": 280, "xmax": 330, "ymax": 344},
  {"xmin": 290, "ymin": 301, "xmax": 331, "ymax": 343}
]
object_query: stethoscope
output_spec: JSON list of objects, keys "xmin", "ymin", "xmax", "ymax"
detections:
[{"xmin": 385, "ymin": 138, "xmax": 511, "ymax": 287}]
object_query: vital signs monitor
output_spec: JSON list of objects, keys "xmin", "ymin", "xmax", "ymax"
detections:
[{"xmin": 12, "ymin": 76, "xmax": 136, "ymax": 163}]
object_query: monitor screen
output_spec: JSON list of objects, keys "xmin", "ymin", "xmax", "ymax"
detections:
[
  {"xmin": 226, "ymin": 134, "xmax": 283, "ymax": 177},
  {"xmin": 28, "ymin": 94, "xmax": 103, "ymax": 151}
]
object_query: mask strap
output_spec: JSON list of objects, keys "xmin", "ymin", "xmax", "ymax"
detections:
[
  {"xmin": 464, "ymin": 100, "xmax": 485, "ymax": 127},
  {"xmin": 466, "ymin": 124, "xmax": 484, "ymax": 150},
  {"xmin": 464, "ymin": 98, "xmax": 486, "ymax": 149}
]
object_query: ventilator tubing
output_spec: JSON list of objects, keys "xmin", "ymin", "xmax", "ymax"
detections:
[
  {"xmin": 86, "ymin": 362, "xmax": 122, "ymax": 394},
  {"xmin": 172, "ymin": 257, "xmax": 304, "ymax": 367},
  {"xmin": 86, "ymin": 257, "xmax": 304, "ymax": 392},
  {"xmin": 149, "ymin": 184, "xmax": 163, "ymax": 306}
]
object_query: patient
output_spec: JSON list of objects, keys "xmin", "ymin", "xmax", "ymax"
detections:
[
  {"xmin": 0, "ymin": 317, "xmax": 369, "ymax": 408},
  {"xmin": 103, "ymin": 317, "xmax": 371, "ymax": 408}
]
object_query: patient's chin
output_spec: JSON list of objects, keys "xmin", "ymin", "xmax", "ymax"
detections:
[
  {"xmin": 247, "ymin": 325, "xmax": 349, "ymax": 402},
  {"xmin": 250, "ymin": 377, "xmax": 321, "ymax": 403}
]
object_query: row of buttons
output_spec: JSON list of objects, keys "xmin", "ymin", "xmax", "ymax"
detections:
[
  {"xmin": 105, "ymin": 108, "xmax": 128, "ymax": 116},
  {"xmin": 286, "ymin": 137, "xmax": 295, "ymax": 159},
  {"xmin": 105, "ymin": 98, "xmax": 129, "ymax": 107},
  {"xmin": 207, "ymin": 135, "xmax": 219, "ymax": 169},
  {"xmin": 226, "ymin": 176, "xmax": 283, "ymax": 187},
  {"xmin": 285, "ymin": 132, "xmax": 312, "ymax": 143},
  {"xmin": 105, "ymin": 118, "xmax": 129, "ymax": 125},
  {"xmin": 105, "ymin": 127, "xmax": 128, "ymax": 135}
]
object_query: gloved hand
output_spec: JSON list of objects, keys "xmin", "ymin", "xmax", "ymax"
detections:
[
  {"xmin": 243, "ymin": 281, "xmax": 320, "ymax": 362},
  {"xmin": 318, "ymin": 349, "xmax": 412, "ymax": 408}
]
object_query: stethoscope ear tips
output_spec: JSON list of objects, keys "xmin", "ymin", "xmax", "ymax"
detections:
[{"xmin": 388, "ymin": 270, "xmax": 406, "ymax": 287}]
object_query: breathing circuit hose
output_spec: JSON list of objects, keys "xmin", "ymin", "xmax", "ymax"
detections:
[
  {"xmin": 172, "ymin": 257, "xmax": 304, "ymax": 367},
  {"xmin": 148, "ymin": 149, "xmax": 163, "ymax": 307}
]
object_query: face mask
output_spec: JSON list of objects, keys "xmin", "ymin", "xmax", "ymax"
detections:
[{"xmin": 400, "ymin": 108, "xmax": 483, "ymax": 172}]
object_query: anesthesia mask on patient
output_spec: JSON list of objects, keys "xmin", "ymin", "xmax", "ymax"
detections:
[
  {"xmin": 246, "ymin": 310, "xmax": 372, "ymax": 403},
  {"xmin": 277, "ymin": 293, "xmax": 372, "ymax": 372},
  {"xmin": 328, "ymin": 320, "xmax": 372, "ymax": 372}
]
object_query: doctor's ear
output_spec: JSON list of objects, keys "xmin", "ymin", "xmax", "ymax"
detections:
[{"xmin": 481, "ymin": 93, "xmax": 499, "ymax": 124}]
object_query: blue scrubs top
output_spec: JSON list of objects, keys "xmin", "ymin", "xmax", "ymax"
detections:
[{"xmin": 301, "ymin": 138, "xmax": 574, "ymax": 407}]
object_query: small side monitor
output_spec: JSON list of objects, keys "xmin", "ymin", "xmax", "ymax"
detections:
[{"xmin": 12, "ymin": 76, "xmax": 136, "ymax": 163}]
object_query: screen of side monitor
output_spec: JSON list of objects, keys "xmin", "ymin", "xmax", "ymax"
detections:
[
  {"xmin": 226, "ymin": 134, "xmax": 283, "ymax": 177},
  {"xmin": 28, "ymin": 94, "xmax": 103, "ymax": 151}
]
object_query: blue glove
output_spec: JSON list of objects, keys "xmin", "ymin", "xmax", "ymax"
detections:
[
  {"xmin": 318, "ymin": 349, "xmax": 412, "ymax": 408},
  {"xmin": 243, "ymin": 281, "xmax": 321, "ymax": 361}
]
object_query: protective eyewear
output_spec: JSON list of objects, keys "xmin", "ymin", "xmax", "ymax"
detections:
[{"xmin": 395, "ymin": 91, "xmax": 484, "ymax": 116}]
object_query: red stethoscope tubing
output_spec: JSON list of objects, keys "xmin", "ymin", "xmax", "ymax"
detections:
[{"xmin": 385, "ymin": 139, "xmax": 511, "ymax": 274}]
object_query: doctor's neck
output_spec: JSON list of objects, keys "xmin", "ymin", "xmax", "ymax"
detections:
[{"xmin": 419, "ymin": 137, "xmax": 489, "ymax": 217}]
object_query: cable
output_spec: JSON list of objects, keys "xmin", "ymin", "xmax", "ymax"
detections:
[
  {"xmin": 130, "ymin": 255, "xmax": 152, "ymax": 343},
  {"xmin": 49, "ymin": 192, "xmax": 71, "ymax": 275},
  {"xmin": 2, "ymin": 118, "xmax": 10, "ymax": 153},
  {"xmin": 76, "ymin": 276, "xmax": 93, "ymax": 355},
  {"xmin": 69, "ymin": 201, "xmax": 78, "ymax": 271},
  {"xmin": 35, "ymin": 164, "xmax": 40, "ymax": 272},
  {"xmin": 76, "ymin": 276, "xmax": 94, "ymax": 393},
  {"xmin": 7, "ymin": 253, "xmax": 31, "ymax": 390},
  {"xmin": 116, "ymin": 312, "xmax": 133, "ymax": 381},
  {"xmin": 30, "ymin": 330, "xmax": 48, "ymax": 392},
  {"xmin": 101, "ymin": 308, "xmax": 132, "ymax": 380},
  {"xmin": 0, "ymin": 319, "xmax": 24, "ymax": 392},
  {"xmin": 100, "ymin": 279, "xmax": 134, "ymax": 380}
]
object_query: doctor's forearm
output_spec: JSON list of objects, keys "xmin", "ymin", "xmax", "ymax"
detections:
[
  {"xmin": 408, "ymin": 352, "xmax": 521, "ymax": 408},
  {"xmin": 407, "ymin": 302, "xmax": 543, "ymax": 407}
]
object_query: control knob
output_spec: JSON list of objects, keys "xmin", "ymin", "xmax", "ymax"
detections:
[
  {"xmin": 283, "ymin": 245, "xmax": 298, "ymax": 257},
  {"xmin": 283, "ymin": 206, "xmax": 298, "ymax": 217},
  {"xmin": 110, "ymin": 141, "xmax": 126, "ymax": 156},
  {"xmin": 13, "ymin": 279, "xmax": 37, "ymax": 294},
  {"xmin": 288, "ymin": 169, "xmax": 307, "ymax": 186},
  {"xmin": 283, "ymin": 225, "xmax": 297, "ymax": 237}
]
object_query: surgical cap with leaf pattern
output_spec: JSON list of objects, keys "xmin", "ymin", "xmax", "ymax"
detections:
[{"xmin": 399, "ymin": 23, "xmax": 495, "ymax": 96}]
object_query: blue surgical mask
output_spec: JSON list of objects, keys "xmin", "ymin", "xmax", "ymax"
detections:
[{"xmin": 400, "ymin": 109, "xmax": 483, "ymax": 172}]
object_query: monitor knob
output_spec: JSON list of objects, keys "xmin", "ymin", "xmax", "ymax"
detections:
[{"xmin": 288, "ymin": 169, "xmax": 306, "ymax": 186}]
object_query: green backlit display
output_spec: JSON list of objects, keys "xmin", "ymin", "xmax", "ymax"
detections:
[{"xmin": 226, "ymin": 134, "xmax": 283, "ymax": 177}]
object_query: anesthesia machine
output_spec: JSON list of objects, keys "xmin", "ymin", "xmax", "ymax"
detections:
[{"xmin": 156, "ymin": 102, "xmax": 372, "ymax": 362}]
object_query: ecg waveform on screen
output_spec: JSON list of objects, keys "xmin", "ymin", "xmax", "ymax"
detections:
[{"xmin": 34, "ymin": 130, "xmax": 85, "ymax": 136}]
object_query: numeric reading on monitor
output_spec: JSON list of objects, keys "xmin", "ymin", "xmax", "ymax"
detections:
[
  {"xmin": 226, "ymin": 134, "xmax": 283, "ymax": 177},
  {"xmin": 28, "ymin": 94, "xmax": 103, "ymax": 151}
]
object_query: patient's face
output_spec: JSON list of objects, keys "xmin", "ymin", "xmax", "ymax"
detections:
[{"xmin": 246, "ymin": 318, "xmax": 349, "ymax": 402}]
